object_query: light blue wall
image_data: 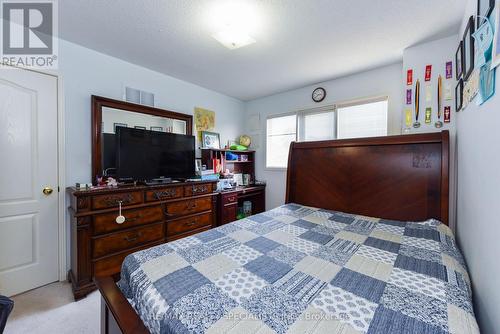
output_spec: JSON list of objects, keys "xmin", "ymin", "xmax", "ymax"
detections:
[
  {"xmin": 455, "ymin": 1, "xmax": 500, "ymax": 332},
  {"xmin": 402, "ymin": 35, "xmax": 459, "ymax": 230},
  {"xmin": 57, "ymin": 39, "xmax": 245, "ymax": 269},
  {"xmin": 58, "ymin": 39, "xmax": 246, "ymax": 186},
  {"xmin": 244, "ymin": 63, "xmax": 403, "ymax": 209}
]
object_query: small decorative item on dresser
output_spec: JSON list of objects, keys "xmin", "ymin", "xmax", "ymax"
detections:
[
  {"xmin": 239, "ymin": 134, "xmax": 251, "ymax": 147},
  {"xmin": 201, "ymin": 131, "xmax": 220, "ymax": 149},
  {"xmin": 233, "ymin": 173, "xmax": 243, "ymax": 186},
  {"xmin": 240, "ymin": 154, "xmax": 248, "ymax": 162}
]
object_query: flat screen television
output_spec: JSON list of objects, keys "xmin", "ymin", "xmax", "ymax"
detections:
[{"xmin": 115, "ymin": 127, "xmax": 195, "ymax": 182}]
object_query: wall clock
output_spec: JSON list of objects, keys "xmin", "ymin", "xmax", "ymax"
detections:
[{"xmin": 312, "ymin": 87, "xmax": 326, "ymax": 102}]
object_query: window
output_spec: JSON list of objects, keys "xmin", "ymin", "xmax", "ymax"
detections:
[
  {"xmin": 301, "ymin": 110, "xmax": 335, "ymax": 141},
  {"xmin": 337, "ymin": 99, "xmax": 388, "ymax": 139},
  {"xmin": 265, "ymin": 96, "xmax": 388, "ymax": 168},
  {"xmin": 266, "ymin": 114, "xmax": 296, "ymax": 168}
]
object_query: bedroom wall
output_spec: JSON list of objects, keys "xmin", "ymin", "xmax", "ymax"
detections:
[
  {"xmin": 58, "ymin": 39, "xmax": 246, "ymax": 186},
  {"xmin": 401, "ymin": 35, "xmax": 459, "ymax": 230},
  {"xmin": 454, "ymin": 0, "xmax": 500, "ymax": 332},
  {"xmin": 244, "ymin": 63, "xmax": 403, "ymax": 209},
  {"xmin": 57, "ymin": 39, "xmax": 245, "ymax": 270}
]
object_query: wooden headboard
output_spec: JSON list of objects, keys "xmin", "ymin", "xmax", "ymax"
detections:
[{"xmin": 286, "ymin": 131, "xmax": 449, "ymax": 225}]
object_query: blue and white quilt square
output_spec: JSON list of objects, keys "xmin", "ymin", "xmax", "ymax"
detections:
[
  {"xmin": 167, "ymin": 283, "xmax": 237, "ymax": 333},
  {"xmin": 242, "ymin": 286, "xmax": 307, "ymax": 334},
  {"xmin": 331, "ymin": 268, "xmax": 386, "ymax": 304},
  {"xmin": 244, "ymin": 255, "xmax": 292, "ymax": 283},
  {"xmin": 154, "ymin": 266, "xmax": 210, "ymax": 304}
]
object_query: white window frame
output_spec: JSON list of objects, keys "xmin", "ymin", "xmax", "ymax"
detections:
[
  {"xmin": 297, "ymin": 105, "xmax": 336, "ymax": 142},
  {"xmin": 335, "ymin": 95, "xmax": 389, "ymax": 140},
  {"xmin": 265, "ymin": 95, "xmax": 389, "ymax": 170},
  {"xmin": 265, "ymin": 112, "xmax": 298, "ymax": 170}
]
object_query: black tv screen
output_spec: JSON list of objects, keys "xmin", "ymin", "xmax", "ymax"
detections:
[{"xmin": 116, "ymin": 127, "xmax": 195, "ymax": 181}]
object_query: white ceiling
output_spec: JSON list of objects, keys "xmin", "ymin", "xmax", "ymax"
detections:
[{"xmin": 59, "ymin": 0, "xmax": 466, "ymax": 101}]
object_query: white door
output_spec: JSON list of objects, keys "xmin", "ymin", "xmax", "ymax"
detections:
[{"xmin": 0, "ymin": 67, "xmax": 59, "ymax": 296}]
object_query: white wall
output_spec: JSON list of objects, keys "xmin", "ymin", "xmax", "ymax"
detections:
[
  {"xmin": 245, "ymin": 63, "xmax": 403, "ymax": 209},
  {"xmin": 57, "ymin": 39, "xmax": 245, "ymax": 270},
  {"xmin": 402, "ymin": 35, "xmax": 459, "ymax": 230},
  {"xmin": 455, "ymin": 1, "xmax": 500, "ymax": 332},
  {"xmin": 58, "ymin": 39, "xmax": 245, "ymax": 186},
  {"xmin": 402, "ymin": 36, "xmax": 458, "ymax": 134}
]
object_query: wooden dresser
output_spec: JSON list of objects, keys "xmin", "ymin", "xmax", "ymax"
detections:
[{"xmin": 67, "ymin": 181, "xmax": 217, "ymax": 300}]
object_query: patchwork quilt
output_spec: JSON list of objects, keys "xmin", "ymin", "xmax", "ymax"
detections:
[{"xmin": 119, "ymin": 204, "xmax": 479, "ymax": 334}]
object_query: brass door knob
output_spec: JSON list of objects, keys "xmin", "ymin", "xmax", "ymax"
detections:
[{"xmin": 42, "ymin": 187, "xmax": 53, "ymax": 195}]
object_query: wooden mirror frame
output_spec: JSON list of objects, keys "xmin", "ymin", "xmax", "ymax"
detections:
[{"xmin": 91, "ymin": 95, "xmax": 193, "ymax": 183}]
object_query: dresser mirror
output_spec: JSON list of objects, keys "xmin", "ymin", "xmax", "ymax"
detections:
[{"xmin": 92, "ymin": 95, "xmax": 193, "ymax": 182}]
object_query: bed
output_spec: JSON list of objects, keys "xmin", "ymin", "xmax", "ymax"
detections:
[{"xmin": 96, "ymin": 130, "xmax": 480, "ymax": 334}]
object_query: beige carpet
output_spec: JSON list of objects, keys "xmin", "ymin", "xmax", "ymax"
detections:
[{"xmin": 4, "ymin": 281, "xmax": 100, "ymax": 334}]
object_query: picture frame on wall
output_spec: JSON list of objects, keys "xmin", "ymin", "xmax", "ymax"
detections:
[
  {"xmin": 455, "ymin": 79, "xmax": 464, "ymax": 111},
  {"xmin": 113, "ymin": 123, "xmax": 127, "ymax": 133},
  {"xmin": 134, "ymin": 126, "xmax": 146, "ymax": 130},
  {"xmin": 455, "ymin": 41, "xmax": 464, "ymax": 80},
  {"xmin": 150, "ymin": 126, "xmax": 163, "ymax": 131},
  {"xmin": 477, "ymin": 0, "xmax": 495, "ymax": 29},
  {"xmin": 463, "ymin": 16, "xmax": 475, "ymax": 81},
  {"xmin": 201, "ymin": 131, "xmax": 221, "ymax": 149},
  {"xmin": 491, "ymin": 2, "xmax": 500, "ymax": 69}
]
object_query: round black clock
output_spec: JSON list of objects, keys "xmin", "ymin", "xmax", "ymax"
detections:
[{"xmin": 312, "ymin": 87, "xmax": 326, "ymax": 102}]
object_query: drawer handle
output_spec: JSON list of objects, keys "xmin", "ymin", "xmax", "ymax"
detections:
[
  {"xmin": 155, "ymin": 189, "xmax": 177, "ymax": 199},
  {"xmin": 186, "ymin": 201, "xmax": 197, "ymax": 210},
  {"xmin": 105, "ymin": 194, "xmax": 134, "ymax": 206},
  {"xmin": 192, "ymin": 185, "xmax": 208, "ymax": 193},
  {"xmin": 124, "ymin": 232, "xmax": 141, "ymax": 243},
  {"xmin": 186, "ymin": 220, "xmax": 197, "ymax": 227},
  {"xmin": 163, "ymin": 209, "xmax": 173, "ymax": 218},
  {"xmin": 228, "ymin": 196, "xmax": 237, "ymax": 202}
]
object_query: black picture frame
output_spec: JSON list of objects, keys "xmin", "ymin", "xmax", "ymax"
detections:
[
  {"xmin": 455, "ymin": 41, "xmax": 464, "ymax": 80},
  {"xmin": 134, "ymin": 126, "xmax": 146, "ymax": 130},
  {"xmin": 477, "ymin": 0, "xmax": 495, "ymax": 29},
  {"xmin": 462, "ymin": 16, "xmax": 475, "ymax": 81},
  {"xmin": 201, "ymin": 131, "xmax": 221, "ymax": 149},
  {"xmin": 150, "ymin": 126, "xmax": 163, "ymax": 131},
  {"xmin": 455, "ymin": 79, "xmax": 464, "ymax": 112}
]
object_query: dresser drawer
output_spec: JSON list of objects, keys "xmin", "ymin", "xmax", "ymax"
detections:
[
  {"xmin": 91, "ymin": 191, "xmax": 143, "ymax": 210},
  {"xmin": 222, "ymin": 193, "xmax": 238, "ymax": 205},
  {"xmin": 167, "ymin": 212, "xmax": 212, "ymax": 237},
  {"xmin": 184, "ymin": 183, "xmax": 213, "ymax": 197},
  {"xmin": 145, "ymin": 186, "xmax": 183, "ymax": 202},
  {"xmin": 93, "ymin": 223, "xmax": 164, "ymax": 259},
  {"xmin": 93, "ymin": 240, "xmax": 163, "ymax": 277},
  {"xmin": 165, "ymin": 197, "xmax": 212, "ymax": 218},
  {"xmin": 93, "ymin": 205, "xmax": 163, "ymax": 235}
]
